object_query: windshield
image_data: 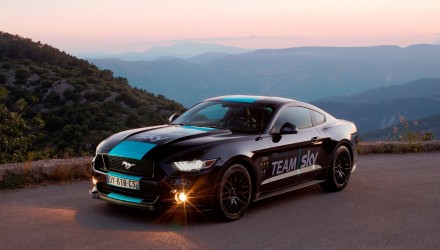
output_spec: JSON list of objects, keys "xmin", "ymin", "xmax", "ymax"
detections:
[{"xmin": 172, "ymin": 101, "xmax": 275, "ymax": 133}]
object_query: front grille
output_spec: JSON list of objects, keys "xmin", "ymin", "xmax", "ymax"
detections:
[
  {"xmin": 107, "ymin": 156, "xmax": 155, "ymax": 176},
  {"xmin": 94, "ymin": 154, "xmax": 164, "ymax": 178}
]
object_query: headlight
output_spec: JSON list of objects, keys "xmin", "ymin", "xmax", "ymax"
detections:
[{"xmin": 172, "ymin": 159, "xmax": 217, "ymax": 172}]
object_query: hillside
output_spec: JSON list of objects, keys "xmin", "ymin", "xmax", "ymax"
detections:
[
  {"xmin": 0, "ymin": 32, "xmax": 184, "ymax": 163},
  {"xmin": 90, "ymin": 44, "xmax": 440, "ymax": 107}
]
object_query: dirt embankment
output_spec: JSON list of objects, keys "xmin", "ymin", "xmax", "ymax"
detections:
[
  {"xmin": 358, "ymin": 140, "xmax": 440, "ymax": 154},
  {"xmin": 0, "ymin": 157, "xmax": 92, "ymax": 189}
]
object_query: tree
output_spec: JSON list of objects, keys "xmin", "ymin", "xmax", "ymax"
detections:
[{"xmin": 0, "ymin": 87, "xmax": 44, "ymax": 163}]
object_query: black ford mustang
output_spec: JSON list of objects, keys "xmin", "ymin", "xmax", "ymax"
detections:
[{"xmin": 90, "ymin": 95, "xmax": 358, "ymax": 221}]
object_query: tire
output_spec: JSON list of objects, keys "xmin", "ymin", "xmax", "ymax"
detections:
[
  {"xmin": 320, "ymin": 145, "xmax": 352, "ymax": 192},
  {"xmin": 215, "ymin": 164, "xmax": 252, "ymax": 221}
]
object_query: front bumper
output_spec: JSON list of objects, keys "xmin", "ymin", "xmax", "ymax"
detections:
[{"xmin": 90, "ymin": 168, "xmax": 217, "ymax": 212}]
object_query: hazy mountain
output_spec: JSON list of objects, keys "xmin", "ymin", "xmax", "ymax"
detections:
[
  {"xmin": 320, "ymin": 78, "xmax": 440, "ymax": 103},
  {"xmin": 312, "ymin": 78, "xmax": 440, "ymax": 134},
  {"xmin": 360, "ymin": 113, "xmax": 440, "ymax": 141},
  {"xmin": 90, "ymin": 44, "xmax": 440, "ymax": 107},
  {"xmin": 186, "ymin": 52, "xmax": 230, "ymax": 65},
  {"xmin": 77, "ymin": 41, "xmax": 250, "ymax": 61},
  {"xmin": 314, "ymin": 96, "xmax": 440, "ymax": 133}
]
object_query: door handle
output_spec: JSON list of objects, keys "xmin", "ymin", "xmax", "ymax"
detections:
[{"xmin": 311, "ymin": 137, "xmax": 322, "ymax": 145}]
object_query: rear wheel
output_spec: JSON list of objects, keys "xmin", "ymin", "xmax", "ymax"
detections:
[
  {"xmin": 215, "ymin": 164, "xmax": 252, "ymax": 221},
  {"xmin": 321, "ymin": 145, "xmax": 352, "ymax": 192}
]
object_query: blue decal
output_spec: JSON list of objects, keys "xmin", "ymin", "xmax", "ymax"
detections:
[
  {"xmin": 222, "ymin": 96, "xmax": 260, "ymax": 103},
  {"xmin": 108, "ymin": 193, "xmax": 143, "ymax": 203},
  {"xmin": 182, "ymin": 126, "xmax": 216, "ymax": 132},
  {"xmin": 108, "ymin": 141, "xmax": 156, "ymax": 160},
  {"xmin": 107, "ymin": 171, "xmax": 142, "ymax": 181}
]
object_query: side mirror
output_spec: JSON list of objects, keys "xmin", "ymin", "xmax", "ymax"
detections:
[
  {"xmin": 271, "ymin": 122, "xmax": 298, "ymax": 143},
  {"xmin": 169, "ymin": 113, "xmax": 179, "ymax": 123},
  {"xmin": 280, "ymin": 122, "xmax": 298, "ymax": 135}
]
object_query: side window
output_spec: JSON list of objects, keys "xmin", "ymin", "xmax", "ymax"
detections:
[
  {"xmin": 273, "ymin": 106, "xmax": 313, "ymax": 131},
  {"xmin": 310, "ymin": 110, "xmax": 326, "ymax": 126}
]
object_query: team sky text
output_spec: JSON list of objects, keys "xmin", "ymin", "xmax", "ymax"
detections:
[{"xmin": 271, "ymin": 150, "xmax": 319, "ymax": 176}]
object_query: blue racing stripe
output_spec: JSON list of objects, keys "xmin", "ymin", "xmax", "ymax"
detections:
[
  {"xmin": 108, "ymin": 141, "xmax": 156, "ymax": 160},
  {"xmin": 107, "ymin": 193, "xmax": 143, "ymax": 203},
  {"xmin": 107, "ymin": 171, "xmax": 142, "ymax": 181},
  {"xmin": 182, "ymin": 126, "xmax": 216, "ymax": 131},
  {"xmin": 222, "ymin": 96, "xmax": 260, "ymax": 103}
]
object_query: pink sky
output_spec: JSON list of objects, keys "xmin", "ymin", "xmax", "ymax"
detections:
[{"xmin": 1, "ymin": 0, "xmax": 440, "ymax": 53}]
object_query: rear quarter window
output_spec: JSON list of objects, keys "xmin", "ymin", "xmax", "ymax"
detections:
[{"xmin": 310, "ymin": 110, "xmax": 326, "ymax": 126}]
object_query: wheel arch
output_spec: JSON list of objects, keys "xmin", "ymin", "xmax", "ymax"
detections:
[
  {"xmin": 221, "ymin": 155, "xmax": 258, "ymax": 201},
  {"xmin": 331, "ymin": 139, "xmax": 354, "ymax": 167}
]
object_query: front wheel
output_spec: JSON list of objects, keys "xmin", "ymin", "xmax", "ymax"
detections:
[
  {"xmin": 321, "ymin": 145, "xmax": 352, "ymax": 192},
  {"xmin": 215, "ymin": 164, "xmax": 252, "ymax": 221}
]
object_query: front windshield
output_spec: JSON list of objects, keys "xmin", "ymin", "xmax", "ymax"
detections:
[{"xmin": 172, "ymin": 101, "xmax": 275, "ymax": 133}]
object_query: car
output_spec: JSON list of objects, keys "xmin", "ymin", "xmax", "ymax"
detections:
[{"xmin": 90, "ymin": 95, "xmax": 358, "ymax": 221}]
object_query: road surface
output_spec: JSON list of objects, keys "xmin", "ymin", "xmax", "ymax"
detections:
[{"xmin": 1, "ymin": 153, "xmax": 439, "ymax": 249}]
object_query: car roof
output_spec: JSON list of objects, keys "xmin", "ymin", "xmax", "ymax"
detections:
[
  {"xmin": 205, "ymin": 95, "xmax": 301, "ymax": 106},
  {"xmin": 205, "ymin": 95, "xmax": 335, "ymax": 119}
]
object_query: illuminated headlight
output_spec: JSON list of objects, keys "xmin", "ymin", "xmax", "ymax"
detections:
[{"xmin": 172, "ymin": 159, "xmax": 217, "ymax": 172}]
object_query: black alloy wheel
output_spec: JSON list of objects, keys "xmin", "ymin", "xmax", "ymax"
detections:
[
  {"xmin": 321, "ymin": 145, "xmax": 352, "ymax": 192},
  {"xmin": 216, "ymin": 164, "xmax": 252, "ymax": 221}
]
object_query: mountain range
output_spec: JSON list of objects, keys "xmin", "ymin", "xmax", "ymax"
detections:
[
  {"xmin": 360, "ymin": 113, "xmax": 440, "ymax": 141},
  {"xmin": 89, "ymin": 44, "xmax": 440, "ymax": 107},
  {"xmin": 77, "ymin": 41, "xmax": 250, "ymax": 61},
  {"xmin": 89, "ymin": 44, "xmax": 440, "ymax": 139}
]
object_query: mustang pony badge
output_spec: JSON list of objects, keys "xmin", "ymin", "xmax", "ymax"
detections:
[{"xmin": 122, "ymin": 161, "xmax": 136, "ymax": 170}]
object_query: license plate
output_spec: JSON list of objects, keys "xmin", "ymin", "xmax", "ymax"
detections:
[{"xmin": 107, "ymin": 175, "xmax": 140, "ymax": 190}]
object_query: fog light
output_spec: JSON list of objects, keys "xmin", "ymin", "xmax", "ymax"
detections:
[
  {"xmin": 179, "ymin": 193, "xmax": 187, "ymax": 202},
  {"xmin": 175, "ymin": 192, "xmax": 187, "ymax": 203},
  {"xmin": 92, "ymin": 177, "xmax": 98, "ymax": 185}
]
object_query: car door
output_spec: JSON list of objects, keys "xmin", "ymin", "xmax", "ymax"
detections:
[{"xmin": 259, "ymin": 106, "xmax": 323, "ymax": 192}]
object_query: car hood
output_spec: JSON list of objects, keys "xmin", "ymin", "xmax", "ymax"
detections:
[{"xmin": 97, "ymin": 125, "xmax": 242, "ymax": 160}]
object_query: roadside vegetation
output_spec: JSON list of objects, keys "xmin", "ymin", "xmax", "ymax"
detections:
[{"xmin": 358, "ymin": 115, "xmax": 438, "ymax": 154}]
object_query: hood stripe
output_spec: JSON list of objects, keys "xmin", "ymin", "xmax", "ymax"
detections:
[
  {"xmin": 182, "ymin": 126, "xmax": 216, "ymax": 131},
  {"xmin": 108, "ymin": 141, "xmax": 156, "ymax": 160}
]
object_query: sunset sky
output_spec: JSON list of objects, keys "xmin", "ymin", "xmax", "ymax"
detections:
[{"xmin": 1, "ymin": 0, "xmax": 440, "ymax": 54}]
